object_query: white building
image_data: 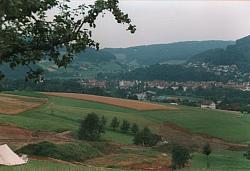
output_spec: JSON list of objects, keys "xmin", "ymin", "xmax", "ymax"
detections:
[{"xmin": 201, "ymin": 101, "xmax": 216, "ymax": 109}]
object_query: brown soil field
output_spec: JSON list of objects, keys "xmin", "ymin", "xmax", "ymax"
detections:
[
  {"xmin": 0, "ymin": 94, "xmax": 47, "ymax": 115},
  {"xmin": 44, "ymin": 92, "xmax": 177, "ymax": 111},
  {"xmin": 0, "ymin": 123, "xmax": 72, "ymax": 149},
  {"xmin": 159, "ymin": 122, "xmax": 248, "ymax": 151}
]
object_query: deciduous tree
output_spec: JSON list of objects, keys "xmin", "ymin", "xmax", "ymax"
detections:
[
  {"xmin": 120, "ymin": 120, "xmax": 130, "ymax": 133},
  {"xmin": 78, "ymin": 113, "xmax": 104, "ymax": 141},
  {"xmin": 0, "ymin": 0, "xmax": 135, "ymax": 80},
  {"xmin": 110, "ymin": 116, "xmax": 119, "ymax": 130},
  {"xmin": 202, "ymin": 143, "xmax": 212, "ymax": 168},
  {"xmin": 171, "ymin": 144, "xmax": 191, "ymax": 170}
]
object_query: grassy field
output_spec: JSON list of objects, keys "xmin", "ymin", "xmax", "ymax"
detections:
[
  {"xmin": 182, "ymin": 150, "xmax": 250, "ymax": 171},
  {"xmin": 1, "ymin": 91, "xmax": 250, "ymax": 170},
  {"xmin": 0, "ymin": 160, "xmax": 123, "ymax": 171},
  {"xmin": 1, "ymin": 91, "xmax": 250, "ymax": 143}
]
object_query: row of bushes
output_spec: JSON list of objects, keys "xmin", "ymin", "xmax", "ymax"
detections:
[{"xmin": 78, "ymin": 113, "xmax": 161, "ymax": 147}]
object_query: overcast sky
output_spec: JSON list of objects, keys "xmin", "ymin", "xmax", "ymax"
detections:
[{"xmin": 66, "ymin": 0, "xmax": 250, "ymax": 48}]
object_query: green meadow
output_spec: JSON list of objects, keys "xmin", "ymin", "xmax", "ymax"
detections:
[
  {"xmin": 0, "ymin": 160, "xmax": 123, "ymax": 171},
  {"xmin": 1, "ymin": 91, "xmax": 250, "ymax": 171},
  {"xmin": 1, "ymin": 91, "xmax": 250, "ymax": 143}
]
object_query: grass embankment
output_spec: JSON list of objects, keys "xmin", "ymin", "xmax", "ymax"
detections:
[{"xmin": 0, "ymin": 160, "xmax": 123, "ymax": 171}]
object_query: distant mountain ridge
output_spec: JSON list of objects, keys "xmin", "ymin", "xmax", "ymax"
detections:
[
  {"xmin": 103, "ymin": 40, "xmax": 234, "ymax": 66},
  {"xmin": 0, "ymin": 40, "xmax": 236, "ymax": 80}
]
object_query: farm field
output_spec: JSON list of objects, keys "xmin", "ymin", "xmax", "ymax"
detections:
[
  {"xmin": 1, "ymin": 91, "xmax": 250, "ymax": 170},
  {"xmin": 0, "ymin": 94, "xmax": 47, "ymax": 115},
  {"xmin": 2, "ymin": 91, "xmax": 250, "ymax": 144},
  {"xmin": 181, "ymin": 150, "xmax": 250, "ymax": 171},
  {"xmin": 44, "ymin": 92, "xmax": 176, "ymax": 111}
]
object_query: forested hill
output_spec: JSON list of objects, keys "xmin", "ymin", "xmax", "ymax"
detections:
[
  {"xmin": 117, "ymin": 64, "xmax": 224, "ymax": 82},
  {"xmin": 0, "ymin": 48, "xmax": 124, "ymax": 80},
  {"xmin": 188, "ymin": 35, "xmax": 250, "ymax": 71},
  {"xmin": 103, "ymin": 40, "xmax": 234, "ymax": 66}
]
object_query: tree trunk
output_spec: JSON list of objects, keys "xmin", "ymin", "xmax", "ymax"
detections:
[{"xmin": 206, "ymin": 155, "xmax": 210, "ymax": 168}]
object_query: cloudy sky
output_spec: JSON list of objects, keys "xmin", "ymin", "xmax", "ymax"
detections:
[{"xmin": 66, "ymin": 0, "xmax": 250, "ymax": 48}]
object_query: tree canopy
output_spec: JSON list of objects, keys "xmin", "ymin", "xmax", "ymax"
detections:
[
  {"xmin": 78, "ymin": 113, "xmax": 105, "ymax": 141},
  {"xmin": 0, "ymin": 0, "xmax": 135, "ymax": 80}
]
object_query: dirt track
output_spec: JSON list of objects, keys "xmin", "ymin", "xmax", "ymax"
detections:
[
  {"xmin": 44, "ymin": 92, "xmax": 177, "ymax": 111},
  {"xmin": 159, "ymin": 122, "xmax": 248, "ymax": 151},
  {"xmin": 0, "ymin": 123, "xmax": 72, "ymax": 148}
]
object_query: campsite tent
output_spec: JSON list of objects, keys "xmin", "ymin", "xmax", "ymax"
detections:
[{"xmin": 0, "ymin": 144, "xmax": 27, "ymax": 166}]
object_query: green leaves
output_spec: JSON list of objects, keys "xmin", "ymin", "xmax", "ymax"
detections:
[{"xmin": 0, "ymin": 0, "xmax": 135, "ymax": 80}]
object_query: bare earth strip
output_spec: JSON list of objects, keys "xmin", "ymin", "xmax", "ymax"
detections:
[
  {"xmin": 0, "ymin": 123, "xmax": 72, "ymax": 148},
  {"xmin": 159, "ymin": 122, "xmax": 248, "ymax": 151},
  {"xmin": 44, "ymin": 92, "xmax": 177, "ymax": 111},
  {"xmin": 0, "ymin": 94, "xmax": 47, "ymax": 115}
]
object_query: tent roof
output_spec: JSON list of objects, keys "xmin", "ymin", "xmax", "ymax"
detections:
[{"xmin": 0, "ymin": 144, "xmax": 26, "ymax": 166}]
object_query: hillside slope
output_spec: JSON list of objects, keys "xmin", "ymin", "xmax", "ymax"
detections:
[
  {"xmin": 104, "ymin": 40, "xmax": 234, "ymax": 66},
  {"xmin": 189, "ymin": 35, "xmax": 250, "ymax": 71}
]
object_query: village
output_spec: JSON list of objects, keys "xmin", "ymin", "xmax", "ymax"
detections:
[{"xmin": 80, "ymin": 79, "xmax": 250, "ymax": 92}]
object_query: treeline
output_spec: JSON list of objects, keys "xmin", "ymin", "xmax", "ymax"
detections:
[
  {"xmin": 112, "ymin": 64, "xmax": 226, "ymax": 82},
  {"xmin": 78, "ymin": 113, "xmax": 161, "ymax": 147},
  {"xmin": 0, "ymin": 79, "xmax": 109, "ymax": 96}
]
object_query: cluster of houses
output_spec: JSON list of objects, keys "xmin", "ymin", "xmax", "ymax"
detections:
[
  {"xmin": 119, "ymin": 80, "xmax": 250, "ymax": 91},
  {"xmin": 187, "ymin": 63, "xmax": 239, "ymax": 76},
  {"xmin": 80, "ymin": 80, "xmax": 107, "ymax": 88},
  {"xmin": 78, "ymin": 79, "xmax": 250, "ymax": 92}
]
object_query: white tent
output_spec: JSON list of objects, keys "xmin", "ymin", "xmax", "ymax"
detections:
[{"xmin": 0, "ymin": 144, "xmax": 27, "ymax": 166}]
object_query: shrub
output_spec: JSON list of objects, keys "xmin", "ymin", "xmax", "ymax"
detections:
[
  {"xmin": 17, "ymin": 141, "xmax": 101, "ymax": 161},
  {"xmin": 133, "ymin": 127, "xmax": 161, "ymax": 147}
]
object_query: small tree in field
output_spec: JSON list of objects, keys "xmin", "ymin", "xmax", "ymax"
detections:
[
  {"xmin": 101, "ymin": 115, "xmax": 107, "ymax": 126},
  {"xmin": 171, "ymin": 145, "xmax": 191, "ymax": 170},
  {"xmin": 202, "ymin": 143, "xmax": 212, "ymax": 168},
  {"xmin": 131, "ymin": 123, "xmax": 139, "ymax": 134},
  {"xmin": 78, "ymin": 113, "xmax": 104, "ymax": 141},
  {"xmin": 110, "ymin": 117, "xmax": 120, "ymax": 130},
  {"xmin": 120, "ymin": 120, "xmax": 130, "ymax": 133}
]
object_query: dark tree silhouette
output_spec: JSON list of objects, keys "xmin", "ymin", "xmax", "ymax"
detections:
[
  {"xmin": 0, "ymin": 0, "xmax": 135, "ymax": 80},
  {"xmin": 110, "ymin": 117, "xmax": 120, "ymax": 130},
  {"xmin": 171, "ymin": 145, "xmax": 191, "ymax": 170},
  {"xmin": 78, "ymin": 113, "xmax": 105, "ymax": 141},
  {"xmin": 202, "ymin": 143, "xmax": 212, "ymax": 168}
]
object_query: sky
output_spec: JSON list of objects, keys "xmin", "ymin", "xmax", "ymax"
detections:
[{"xmin": 63, "ymin": 0, "xmax": 250, "ymax": 48}]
